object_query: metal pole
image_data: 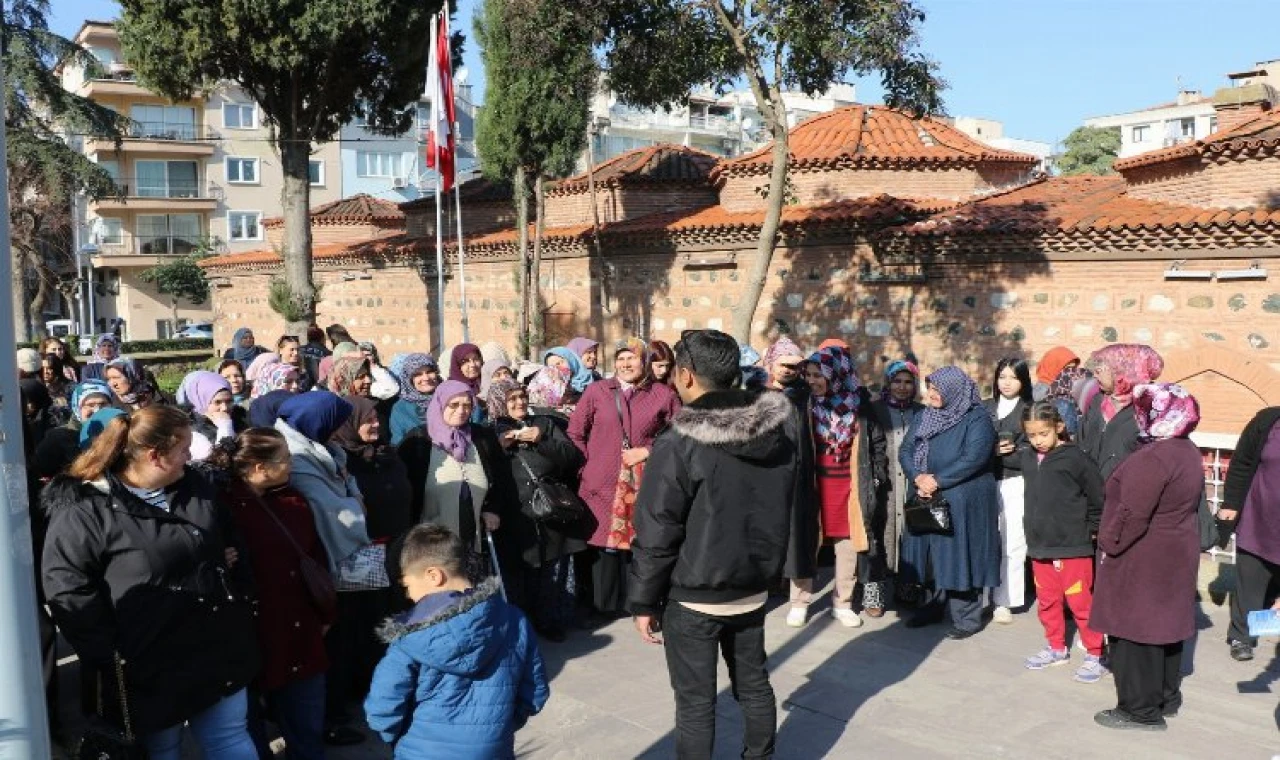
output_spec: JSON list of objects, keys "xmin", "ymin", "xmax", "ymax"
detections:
[
  {"xmin": 434, "ymin": 174, "xmax": 445, "ymax": 352},
  {"xmin": 0, "ymin": 51, "xmax": 55, "ymax": 760},
  {"xmin": 452, "ymin": 159, "xmax": 469, "ymax": 344},
  {"xmin": 72, "ymin": 197, "xmax": 88, "ymax": 335}
]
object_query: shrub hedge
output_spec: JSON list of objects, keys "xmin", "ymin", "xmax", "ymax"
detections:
[{"xmin": 16, "ymin": 336, "xmax": 214, "ymax": 355}]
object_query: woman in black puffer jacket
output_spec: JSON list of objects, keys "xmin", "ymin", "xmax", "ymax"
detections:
[
  {"xmin": 488, "ymin": 378, "xmax": 586, "ymax": 641},
  {"xmin": 41, "ymin": 405, "xmax": 260, "ymax": 760}
]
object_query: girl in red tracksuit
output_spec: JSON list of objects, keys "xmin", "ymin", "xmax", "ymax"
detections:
[{"xmin": 1013, "ymin": 401, "xmax": 1108, "ymax": 683}]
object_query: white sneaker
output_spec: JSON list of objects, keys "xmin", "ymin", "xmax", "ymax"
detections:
[
  {"xmin": 785, "ymin": 607, "xmax": 807, "ymax": 628},
  {"xmin": 993, "ymin": 606, "xmax": 1014, "ymax": 625},
  {"xmin": 832, "ymin": 608, "xmax": 863, "ymax": 628}
]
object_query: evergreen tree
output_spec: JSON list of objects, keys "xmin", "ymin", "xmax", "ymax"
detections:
[{"xmin": 1058, "ymin": 126, "xmax": 1121, "ymax": 176}]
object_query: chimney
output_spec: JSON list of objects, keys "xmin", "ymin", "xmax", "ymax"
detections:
[
  {"xmin": 1175, "ymin": 89, "xmax": 1202, "ymax": 106},
  {"xmin": 1212, "ymin": 82, "xmax": 1275, "ymax": 133}
]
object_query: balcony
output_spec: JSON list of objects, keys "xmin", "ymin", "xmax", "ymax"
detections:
[
  {"xmin": 90, "ymin": 234, "xmax": 216, "ymax": 268},
  {"xmin": 86, "ymin": 122, "xmax": 215, "ymax": 156},
  {"xmin": 90, "ymin": 178, "xmax": 218, "ymax": 212},
  {"xmin": 607, "ymin": 106, "xmax": 738, "ymax": 138}
]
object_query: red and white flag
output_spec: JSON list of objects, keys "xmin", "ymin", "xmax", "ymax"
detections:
[{"xmin": 424, "ymin": 10, "xmax": 456, "ymax": 192}]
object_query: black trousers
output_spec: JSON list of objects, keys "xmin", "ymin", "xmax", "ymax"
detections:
[
  {"xmin": 661, "ymin": 603, "xmax": 776, "ymax": 760},
  {"xmin": 1109, "ymin": 637, "xmax": 1183, "ymax": 723},
  {"xmin": 324, "ymin": 590, "xmax": 386, "ymax": 724},
  {"xmin": 919, "ymin": 587, "xmax": 984, "ymax": 632},
  {"xmin": 1228, "ymin": 548, "xmax": 1280, "ymax": 646}
]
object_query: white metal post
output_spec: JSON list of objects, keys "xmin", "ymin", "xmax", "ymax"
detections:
[{"xmin": 453, "ymin": 159, "xmax": 469, "ymax": 344}]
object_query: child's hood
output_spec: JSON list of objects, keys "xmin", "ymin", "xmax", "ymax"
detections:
[{"xmin": 375, "ymin": 577, "xmax": 510, "ymax": 676}]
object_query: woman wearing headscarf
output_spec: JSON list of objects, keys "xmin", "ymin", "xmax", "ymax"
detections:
[
  {"xmin": 544, "ymin": 346, "xmax": 595, "ymax": 407},
  {"xmin": 224, "ymin": 327, "xmax": 268, "ymax": 365},
  {"xmin": 389, "ymin": 353, "xmax": 440, "ymax": 445},
  {"xmin": 447, "ymin": 343, "xmax": 488, "ymax": 422},
  {"xmin": 1091, "ymin": 384, "xmax": 1204, "ymax": 731},
  {"xmin": 251, "ymin": 363, "xmax": 300, "ymax": 399},
  {"xmin": 567, "ymin": 337, "xmax": 681, "ymax": 617},
  {"xmin": 899, "ymin": 366, "xmax": 1000, "ymax": 639},
  {"xmin": 329, "ymin": 354, "xmax": 374, "ymax": 398},
  {"xmin": 788, "ymin": 347, "xmax": 888, "ymax": 629},
  {"xmin": 248, "ymin": 390, "xmax": 295, "ymax": 429},
  {"xmin": 1033, "ymin": 346, "xmax": 1080, "ymax": 401},
  {"xmin": 80, "ymin": 333, "xmax": 120, "ymax": 382},
  {"xmin": 763, "ymin": 336, "xmax": 818, "ymax": 599},
  {"xmin": 176, "ymin": 370, "xmax": 238, "ymax": 461},
  {"xmin": 104, "ymin": 356, "xmax": 157, "ymax": 411},
  {"xmin": 1043, "ymin": 365, "xmax": 1094, "ymax": 437},
  {"xmin": 489, "ymin": 378, "xmax": 586, "ymax": 641},
  {"xmin": 33, "ymin": 381, "xmax": 114, "ymax": 482},
  {"xmin": 479, "ymin": 356, "xmax": 515, "ymax": 400},
  {"xmin": 566, "ymin": 336, "xmax": 601, "ymax": 381},
  {"xmin": 870, "ymin": 359, "xmax": 925, "ymax": 607},
  {"xmin": 357, "ymin": 341, "xmax": 401, "ymax": 402},
  {"xmin": 1081, "ymin": 344, "xmax": 1164, "ymax": 481},
  {"xmin": 244, "ymin": 351, "xmax": 281, "ymax": 392},
  {"xmin": 274, "ymin": 392, "xmax": 376, "ymax": 747}
]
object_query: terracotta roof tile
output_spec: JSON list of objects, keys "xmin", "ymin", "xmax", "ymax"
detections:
[
  {"xmin": 715, "ymin": 105, "xmax": 1037, "ymax": 178},
  {"xmin": 263, "ymin": 193, "xmax": 405, "ymax": 229},
  {"xmin": 399, "ymin": 177, "xmax": 513, "ymax": 210},
  {"xmin": 1114, "ymin": 109, "xmax": 1280, "ymax": 171},
  {"xmin": 604, "ymin": 195, "xmax": 954, "ymax": 238},
  {"xmin": 550, "ymin": 144, "xmax": 718, "ymax": 195}
]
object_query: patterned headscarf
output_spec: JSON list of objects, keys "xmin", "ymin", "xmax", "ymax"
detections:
[
  {"xmin": 1088, "ymin": 344, "xmax": 1164, "ymax": 415},
  {"xmin": 912, "ymin": 366, "xmax": 982, "ymax": 473},
  {"xmin": 479, "ymin": 357, "xmax": 513, "ymax": 399},
  {"xmin": 90, "ymin": 333, "xmax": 119, "ymax": 364},
  {"xmin": 104, "ymin": 357, "xmax": 152, "ymax": 406},
  {"xmin": 395, "ymin": 353, "xmax": 439, "ymax": 411},
  {"xmin": 762, "ymin": 336, "xmax": 805, "ymax": 370},
  {"xmin": 880, "ymin": 359, "xmax": 920, "ymax": 409},
  {"xmin": 487, "ymin": 378, "xmax": 524, "ymax": 420},
  {"xmin": 1132, "ymin": 383, "xmax": 1200, "ymax": 441},
  {"xmin": 329, "ymin": 355, "xmax": 372, "ymax": 396},
  {"xmin": 544, "ymin": 347, "xmax": 594, "ymax": 393},
  {"xmin": 527, "ymin": 365, "xmax": 570, "ymax": 408},
  {"xmin": 245, "ymin": 352, "xmax": 281, "ymax": 383},
  {"xmin": 448, "ymin": 343, "xmax": 483, "ymax": 394},
  {"xmin": 71, "ymin": 380, "xmax": 113, "ymax": 419},
  {"xmin": 252, "ymin": 363, "xmax": 299, "ymax": 399},
  {"xmin": 809, "ymin": 347, "xmax": 862, "ymax": 461},
  {"xmin": 426, "ymin": 380, "xmax": 475, "ymax": 462},
  {"xmin": 1045, "ymin": 366, "xmax": 1092, "ymax": 405}
]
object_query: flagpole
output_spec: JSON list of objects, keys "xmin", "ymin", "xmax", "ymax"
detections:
[
  {"xmin": 453, "ymin": 169, "xmax": 469, "ymax": 343},
  {"xmin": 428, "ymin": 13, "xmax": 446, "ymax": 351}
]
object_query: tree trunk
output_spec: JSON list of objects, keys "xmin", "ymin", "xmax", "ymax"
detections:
[
  {"xmin": 278, "ymin": 136, "xmax": 315, "ymax": 334},
  {"xmin": 731, "ymin": 125, "xmax": 788, "ymax": 343},
  {"xmin": 514, "ymin": 165, "xmax": 531, "ymax": 356},
  {"xmin": 531, "ymin": 175, "xmax": 546, "ymax": 355},
  {"xmin": 28, "ymin": 262, "xmax": 54, "ymax": 340},
  {"xmin": 11, "ymin": 259, "xmax": 30, "ymax": 342}
]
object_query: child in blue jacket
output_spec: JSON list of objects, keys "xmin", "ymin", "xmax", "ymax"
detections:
[{"xmin": 365, "ymin": 525, "xmax": 549, "ymax": 759}]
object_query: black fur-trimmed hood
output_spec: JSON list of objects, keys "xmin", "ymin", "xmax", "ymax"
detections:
[{"xmin": 671, "ymin": 389, "xmax": 795, "ymax": 461}]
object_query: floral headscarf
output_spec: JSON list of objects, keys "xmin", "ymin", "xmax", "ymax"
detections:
[
  {"xmin": 329, "ymin": 355, "xmax": 371, "ymax": 396},
  {"xmin": 809, "ymin": 347, "xmax": 862, "ymax": 462},
  {"xmin": 245, "ymin": 352, "xmax": 281, "ymax": 384},
  {"xmin": 426, "ymin": 380, "xmax": 475, "ymax": 462},
  {"xmin": 252, "ymin": 363, "xmax": 299, "ymax": 399},
  {"xmin": 527, "ymin": 365, "xmax": 570, "ymax": 408},
  {"xmin": 395, "ymin": 353, "xmax": 438, "ymax": 411},
  {"xmin": 487, "ymin": 378, "xmax": 524, "ymax": 420},
  {"xmin": 762, "ymin": 336, "xmax": 805, "ymax": 370},
  {"xmin": 1088, "ymin": 344, "xmax": 1164, "ymax": 415},
  {"xmin": 544, "ymin": 347, "xmax": 595, "ymax": 393},
  {"xmin": 104, "ymin": 357, "xmax": 153, "ymax": 406},
  {"xmin": 880, "ymin": 359, "xmax": 920, "ymax": 409},
  {"xmin": 90, "ymin": 334, "xmax": 119, "ymax": 364},
  {"xmin": 912, "ymin": 366, "xmax": 982, "ymax": 473},
  {"xmin": 1132, "ymin": 383, "xmax": 1200, "ymax": 441}
]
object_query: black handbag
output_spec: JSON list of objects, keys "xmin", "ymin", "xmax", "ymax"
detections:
[
  {"xmin": 515, "ymin": 450, "xmax": 589, "ymax": 523},
  {"xmin": 77, "ymin": 653, "xmax": 147, "ymax": 760},
  {"xmin": 903, "ymin": 494, "xmax": 954, "ymax": 535}
]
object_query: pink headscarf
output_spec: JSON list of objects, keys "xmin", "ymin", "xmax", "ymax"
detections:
[
  {"xmin": 426, "ymin": 380, "xmax": 474, "ymax": 461},
  {"xmin": 762, "ymin": 336, "xmax": 805, "ymax": 369},
  {"xmin": 245, "ymin": 352, "xmax": 282, "ymax": 383},
  {"xmin": 1132, "ymin": 383, "xmax": 1200, "ymax": 440},
  {"xmin": 1088, "ymin": 344, "xmax": 1164, "ymax": 416}
]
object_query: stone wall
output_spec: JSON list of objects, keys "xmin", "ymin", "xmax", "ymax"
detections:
[
  {"xmin": 1123, "ymin": 155, "xmax": 1280, "ymax": 208},
  {"xmin": 543, "ymin": 185, "xmax": 719, "ymax": 227},
  {"xmin": 265, "ymin": 222, "xmax": 397, "ymax": 250},
  {"xmin": 405, "ymin": 200, "xmax": 520, "ymax": 240}
]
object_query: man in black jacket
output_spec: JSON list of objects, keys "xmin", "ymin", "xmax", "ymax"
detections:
[{"xmin": 629, "ymin": 329, "xmax": 800, "ymax": 760}]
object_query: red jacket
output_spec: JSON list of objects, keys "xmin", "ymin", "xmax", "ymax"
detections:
[{"xmin": 226, "ymin": 480, "xmax": 333, "ymax": 691}]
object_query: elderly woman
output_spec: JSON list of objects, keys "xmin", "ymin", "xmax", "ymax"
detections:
[
  {"xmin": 81, "ymin": 333, "xmax": 120, "ymax": 382},
  {"xmin": 177, "ymin": 370, "xmax": 238, "ymax": 460},
  {"xmin": 788, "ymin": 347, "xmax": 887, "ymax": 629},
  {"xmin": 870, "ymin": 359, "xmax": 925, "ymax": 607},
  {"xmin": 1220, "ymin": 405, "xmax": 1280, "ymax": 662},
  {"xmin": 489, "ymin": 378, "xmax": 585, "ymax": 641},
  {"xmin": 329, "ymin": 354, "xmax": 374, "ymax": 398},
  {"xmin": 224, "ymin": 326, "xmax": 268, "ymax": 365},
  {"xmin": 32, "ymin": 381, "xmax": 113, "ymax": 482},
  {"xmin": 389, "ymin": 353, "xmax": 441, "ymax": 445},
  {"xmin": 104, "ymin": 356, "xmax": 157, "ymax": 411},
  {"xmin": 446, "ymin": 344, "xmax": 487, "ymax": 422},
  {"xmin": 1091, "ymin": 384, "xmax": 1204, "ymax": 731},
  {"xmin": 567, "ymin": 336, "xmax": 602, "ymax": 381},
  {"xmin": 568, "ymin": 338, "xmax": 681, "ymax": 617},
  {"xmin": 899, "ymin": 366, "xmax": 1000, "ymax": 639},
  {"xmin": 1081, "ymin": 344, "xmax": 1164, "ymax": 481}
]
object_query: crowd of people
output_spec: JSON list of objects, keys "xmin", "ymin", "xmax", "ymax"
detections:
[{"xmin": 13, "ymin": 319, "xmax": 1269, "ymax": 758}]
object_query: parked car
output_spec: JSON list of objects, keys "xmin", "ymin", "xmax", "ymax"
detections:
[{"xmin": 175, "ymin": 323, "xmax": 214, "ymax": 340}]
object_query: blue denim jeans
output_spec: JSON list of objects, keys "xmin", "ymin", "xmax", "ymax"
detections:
[
  {"xmin": 144, "ymin": 688, "xmax": 257, "ymax": 760},
  {"xmin": 249, "ymin": 675, "xmax": 327, "ymax": 760}
]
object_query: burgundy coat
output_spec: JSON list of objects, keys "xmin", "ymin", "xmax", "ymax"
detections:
[
  {"xmin": 226, "ymin": 481, "xmax": 334, "ymax": 691},
  {"xmin": 1090, "ymin": 438, "xmax": 1204, "ymax": 645},
  {"xmin": 568, "ymin": 379, "xmax": 681, "ymax": 547}
]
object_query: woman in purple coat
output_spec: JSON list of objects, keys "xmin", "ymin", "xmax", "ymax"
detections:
[
  {"xmin": 1091, "ymin": 383, "xmax": 1204, "ymax": 732},
  {"xmin": 568, "ymin": 337, "xmax": 681, "ymax": 615}
]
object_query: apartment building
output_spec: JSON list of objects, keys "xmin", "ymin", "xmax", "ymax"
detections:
[
  {"xmin": 947, "ymin": 117, "xmax": 1055, "ymax": 174},
  {"xmin": 1083, "ymin": 89, "xmax": 1218, "ymax": 159}
]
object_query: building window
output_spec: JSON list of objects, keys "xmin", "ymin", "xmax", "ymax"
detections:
[
  {"xmin": 1209, "ymin": 116, "xmax": 1219, "ymax": 134},
  {"xmin": 155, "ymin": 319, "xmax": 175, "ymax": 340},
  {"xmin": 135, "ymin": 160, "xmax": 199, "ymax": 198},
  {"xmin": 309, "ymin": 160, "xmax": 325, "ymax": 187},
  {"xmin": 228, "ymin": 211, "xmax": 263, "ymax": 241},
  {"xmin": 225, "ymin": 157, "xmax": 259, "ymax": 184},
  {"xmin": 1179, "ymin": 118, "xmax": 1195, "ymax": 138},
  {"xmin": 129, "ymin": 104, "xmax": 197, "ymax": 140},
  {"xmin": 224, "ymin": 102, "xmax": 257, "ymax": 130},
  {"xmin": 137, "ymin": 213, "xmax": 203, "ymax": 255},
  {"xmin": 98, "ymin": 218, "xmax": 123, "ymax": 245},
  {"xmin": 356, "ymin": 151, "xmax": 401, "ymax": 178},
  {"xmin": 1131, "ymin": 124, "xmax": 1149, "ymax": 143}
]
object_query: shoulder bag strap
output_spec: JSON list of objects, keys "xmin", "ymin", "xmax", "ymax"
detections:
[
  {"xmin": 248, "ymin": 489, "xmax": 309, "ymax": 560},
  {"xmin": 512, "ymin": 448, "xmax": 541, "ymax": 484},
  {"xmin": 114, "ymin": 651, "xmax": 135, "ymax": 741},
  {"xmin": 612, "ymin": 387, "xmax": 631, "ymax": 450}
]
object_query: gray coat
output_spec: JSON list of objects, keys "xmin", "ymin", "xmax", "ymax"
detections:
[
  {"xmin": 871, "ymin": 399, "xmax": 924, "ymax": 572},
  {"xmin": 276, "ymin": 419, "xmax": 371, "ymax": 571}
]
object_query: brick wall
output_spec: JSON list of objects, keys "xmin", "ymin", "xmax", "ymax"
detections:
[
  {"xmin": 718, "ymin": 164, "xmax": 1028, "ymax": 212},
  {"xmin": 1216, "ymin": 102, "xmax": 1271, "ymax": 134},
  {"xmin": 265, "ymin": 222, "xmax": 398, "ymax": 249},
  {"xmin": 1124, "ymin": 155, "xmax": 1280, "ymax": 207},
  {"xmin": 405, "ymin": 201, "xmax": 520, "ymax": 240},
  {"xmin": 543, "ymin": 185, "xmax": 718, "ymax": 227}
]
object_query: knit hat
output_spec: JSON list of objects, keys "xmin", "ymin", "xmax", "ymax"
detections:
[{"xmin": 16, "ymin": 348, "xmax": 41, "ymax": 374}]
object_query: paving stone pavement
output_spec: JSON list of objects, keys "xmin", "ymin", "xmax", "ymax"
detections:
[{"xmin": 56, "ymin": 576, "xmax": 1280, "ymax": 759}]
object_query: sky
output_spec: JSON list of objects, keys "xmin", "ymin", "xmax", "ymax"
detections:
[{"xmin": 50, "ymin": 0, "xmax": 1280, "ymax": 147}]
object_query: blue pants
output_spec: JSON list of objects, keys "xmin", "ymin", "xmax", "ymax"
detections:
[
  {"xmin": 144, "ymin": 688, "xmax": 257, "ymax": 760},
  {"xmin": 249, "ymin": 674, "xmax": 327, "ymax": 760}
]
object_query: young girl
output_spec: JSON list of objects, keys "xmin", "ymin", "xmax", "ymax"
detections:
[
  {"xmin": 986, "ymin": 357, "xmax": 1033, "ymax": 624},
  {"xmin": 1019, "ymin": 401, "xmax": 1108, "ymax": 683}
]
